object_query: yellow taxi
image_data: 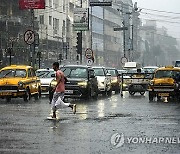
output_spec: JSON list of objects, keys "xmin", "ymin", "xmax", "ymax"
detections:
[
  {"xmin": 0, "ymin": 65, "xmax": 41, "ymax": 102},
  {"xmin": 148, "ymin": 66, "xmax": 180, "ymax": 102}
]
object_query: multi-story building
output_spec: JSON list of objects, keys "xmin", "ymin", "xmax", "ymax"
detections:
[
  {"xmin": 90, "ymin": 1, "xmax": 124, "ymax": 67},
  {"xmin": 0, "ymin": 0, "xmax": 32, "ymax": 67},
  {"xmin": 35, "ymin": 0, "xmax": 68, "ymax": 66},
  {"xmin": 0, "ymin": 0, "xmax": 140, "ymax": 68},
  {"xmin": 139, "ymin": 19, "xmax": 180, "ymax": 66},
  {"xmin": 35, "ymin": 0, "xmax": 90, "ymax": 66}
]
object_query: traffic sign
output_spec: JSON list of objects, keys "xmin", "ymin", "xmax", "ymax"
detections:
[
  {"xmin": 90, "ymin": 1, "xmax": 112, "ymax": 6},
  {"xmin": 121, "ymin": 57, "xmax": 128, "ymax": 64},
  {"xmin": 86, "ymin": 59, "xmax": 93, "ymax": 66},
  {"xmin": 24, "ymin": 30, "xmax": 35, "ymax": 45},
  {"xmin": 114, "ymin": 27, "xmax": 128, "ymax": 31},
  {"xmin": 85, "ymin": 48, "xmax": 93, "ymax": 59}
]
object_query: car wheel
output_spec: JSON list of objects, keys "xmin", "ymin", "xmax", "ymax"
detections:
[
  {"xmin": 102, "ymin": 90, "xmax": 107, "ymax": 96},
  {"xmin": 85, "ymin": 88, "xmax": 92, "ymax": 99},
  {"xmin": 23, "ymin": 88, "xmax": 31, "ymax": 102},
  {"xmin": 92, "ymin": 88, "xmax": 98, "ymax": 100},
  {"xmin": 49, "ymin": 87, "xmax": 54, "ymax": 103},
  {"xmin": 107, "ymin": 89, "xmax": 112, "ymax": 96},
  {"xmin": 115, "ymin": 88, "xmax": 120, "ymax": 94},
  {"xmin": 140, "ymin": 91, "xmax": 145, "ymax": 95},
  {"xmin": 157, "ymin": 96, "xmax": 161, "ymax": 101},
  {"xmin": 129, "ymin": 91, "xmax": 135, "ymax": 95},
  {"xmin": 6, "ymin": 97, "xmax": 11, "ymax": 102},
  {"xmin": 149, "ymin": 91, "xmax": 154, "ymax": 102},
  {"xmin": 34, "ymin": 87, "xmax": 41, "ymax": 100},
  {"xmin": 38, "ymin": 87, "xmax": 42, "ymax": 98}
]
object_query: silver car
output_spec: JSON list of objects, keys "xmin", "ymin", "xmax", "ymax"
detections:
[
  {"xmin": 92, "ymin": 66, "xmax": 112, "ymax": 96},
  {"xmin": 36, "ymin": 68, "xmax": 55, "ymax": 95}
]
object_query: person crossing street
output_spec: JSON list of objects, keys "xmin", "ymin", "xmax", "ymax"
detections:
[{"xmin": 51, "ymin": 62, "xmax": 76, "ymax": 118}]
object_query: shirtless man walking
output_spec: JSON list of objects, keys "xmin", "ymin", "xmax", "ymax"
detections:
[{"xmin": 51, "ymin": 62, "xmax": 76, "ymax": 118}]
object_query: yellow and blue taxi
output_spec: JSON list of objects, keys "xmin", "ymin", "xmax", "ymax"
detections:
[
  {"xmin": 148, "ymin": 66, "xmax": 180, "ymax": 102},
  {"xmin": 0, "ymin": 65, "xmax": 41, "ymax": 102}
]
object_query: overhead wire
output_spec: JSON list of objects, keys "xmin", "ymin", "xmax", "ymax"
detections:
[{"xmin": 139, "ymin": 7, "xmax": 180, "ymax": 15}]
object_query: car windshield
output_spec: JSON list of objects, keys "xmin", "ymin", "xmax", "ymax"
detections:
[
  {"xmin": 61, "ymin": 67, "xmax": 88, "ymax": 79},
  {"xmin": 36, "ymin": 71, "xmax": 54, "ymax": 78},
  {"xmin": 93, "ymin": 68, "xmax": 104, "ymax": 76},
  {"xmin": 0, "ymin": 69, "xmax": 26, "ymax": 78},
  {"xmin": 155, "ymin": 70, "xmax": 180, "ymax": 78},
  {"xmin": 143, "ymin": 68, "xmax": 157, "ymax": 73},
  {"xmin": 107, "ymin": 69, "xmax": 116, "ymax": 77}
]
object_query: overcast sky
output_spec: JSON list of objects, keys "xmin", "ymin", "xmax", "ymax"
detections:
[{"xmin": 132, "ymin": 0, "xmax": 180, "ymax": 39}]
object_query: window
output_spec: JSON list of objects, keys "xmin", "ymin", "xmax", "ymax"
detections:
[
  {"xmin": 62, "ymin": 20, "xmax": 65, "ymax": 35},
  {"xmin": 0, "ymin": 69, "xmax": 14, "ymax": 78},
  {"xmin": 39, "ymin": 15, "xmax": 44, "ymax": 25},
  {"xmin": 49, "ymin": 0, "xmax": 52, "ymax": 7},
  {"xmin": 53, "ymin": 18, "xmax": 59, "ymax": 32},
  {"xmin": 94, "ymin": 68, "xmax": 105, "ymax": 76},
  {"xmin": 63, "ymin": 0, "xmax": 65, "ymax": 12},
  {"xmin": 56, "ymin": 19, "xmax": 59, "ymax": 30},
  {"xmin": 36, "ymin": 71, "xmax": 55, "ymax": 78},
  {"xmin": 108, "ymin": 70, "xmax": 116, "ymax": 77},
  {"xmin": 62, "ymin": 67, "xmax": 88, "ymax": 79},
  {"xmin": 15, "ymin": 69, "xmax": 26, "ymax": 78},
  {"xmin": 49, "ymin": 16, "xmax": 52, "ymax": 25},
  {"xmin": 53, "ymin": 0, "xmax": 59, "ymax": 9},
  {"xmin": 155, "ymin": 70, "xmax": 179, "ymax": 78}
]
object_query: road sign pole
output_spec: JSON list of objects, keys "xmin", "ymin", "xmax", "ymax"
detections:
[
  {"xmin": 31, "ymin": 9, "xmax": 35, "ymax": 68},
  {"xmin": 80, "ymin": 0, "xmax": 82, "ymax": 64}
]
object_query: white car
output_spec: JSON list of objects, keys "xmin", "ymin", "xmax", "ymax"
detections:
[
  {"xmin": 143, "ymin": 66, "xmax": 158, "ymax": 73},
  {"xmin": 92, "ymin": 66, "xmax": 112, "ymax": 96},
  {"xmin": 36, "ymin": 68, "xmax": 55, "ymax": 95}
]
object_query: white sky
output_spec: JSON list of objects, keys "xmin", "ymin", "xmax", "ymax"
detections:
[{"xmin": 132, "ymin": 0, "xmax": 180, "ymax": 39}]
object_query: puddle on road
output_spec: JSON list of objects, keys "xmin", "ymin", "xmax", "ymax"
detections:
[
  {"xmin": 84, "ymin": 113, "xmax": 132, "ymax": 122},
  {"xmin": 44, "ymin": 112, "xmax": 132, "ymax": 125}
]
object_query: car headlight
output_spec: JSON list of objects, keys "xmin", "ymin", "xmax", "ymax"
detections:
[
  {"xmin": 149, "ymin": 80, "xmax": 154, "ymax": 86},
  {"xmin": 18, "ymin": 81, "xmax": 25, "ymax": 88},
  {"xmin": 122, "ymin": 83, "xmax": 127, "ymax": 87},
  {"xmin": 50, "ymin": 80, "xmax": 57, "ymax": 88},
  {"xmin": 111, "ymin": 78, "xmax": 118, "ymax": 83},
  {"xmin": 78, "ymin": 81, "xmax": 87, "ymax": 88}
]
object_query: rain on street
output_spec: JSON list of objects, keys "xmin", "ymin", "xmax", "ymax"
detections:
[{"xmin": 0, "ymin": 92, "xmax": 180, "ymax": 154}]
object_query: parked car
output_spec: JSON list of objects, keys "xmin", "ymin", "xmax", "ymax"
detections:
[
  {"xmin": 49, "ymin": 65, "xmax": 98, "ymax": 100},
  {"xmin": 0, "ymin": 65, "xmax": 41, "ymax": 102},
  {"xmin": 92, "ymin": 66, "xmax": 112, "ymax": 96},
  {"xmin": 106, "ymin": 67, "xmax": 121, "ymax": 93},
  {"xmin": 36, "ymin": 68, "xmax": 55, "ymax": 95},
  {"xmin": 148, "ymin": 66, "xmax": 180, "ymax": 102}
]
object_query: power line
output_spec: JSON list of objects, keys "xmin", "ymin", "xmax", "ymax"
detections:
[
  {"xmin": 141, "ymin": 17, "xmax": 180, "ymax": 24},
  {"xmin": 140, "ymin": 11, "xmax": 180, "ymax": 20},
  {"xmin": 139, "ymin": 7, "xmax": 180, "ymax": 15}
]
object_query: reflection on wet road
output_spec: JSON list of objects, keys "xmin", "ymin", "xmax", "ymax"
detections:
[{"xmin": 0, "ymin": 92, "xmax": 180, "ymax": 154}]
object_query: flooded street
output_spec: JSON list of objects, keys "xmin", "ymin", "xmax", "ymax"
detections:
[{"xmin": 0, "ymin": 92, "xmax": 180, "ymax": 154}]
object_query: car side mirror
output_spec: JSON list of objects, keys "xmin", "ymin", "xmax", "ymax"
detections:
[{"xmin": 51, "ymin": 74, "xmax": 55, "ymax": 78}]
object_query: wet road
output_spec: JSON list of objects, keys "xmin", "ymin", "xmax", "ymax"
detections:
[{"xmin": 0, "ymin": 92, "xmax": 180, "ymax": 154}]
